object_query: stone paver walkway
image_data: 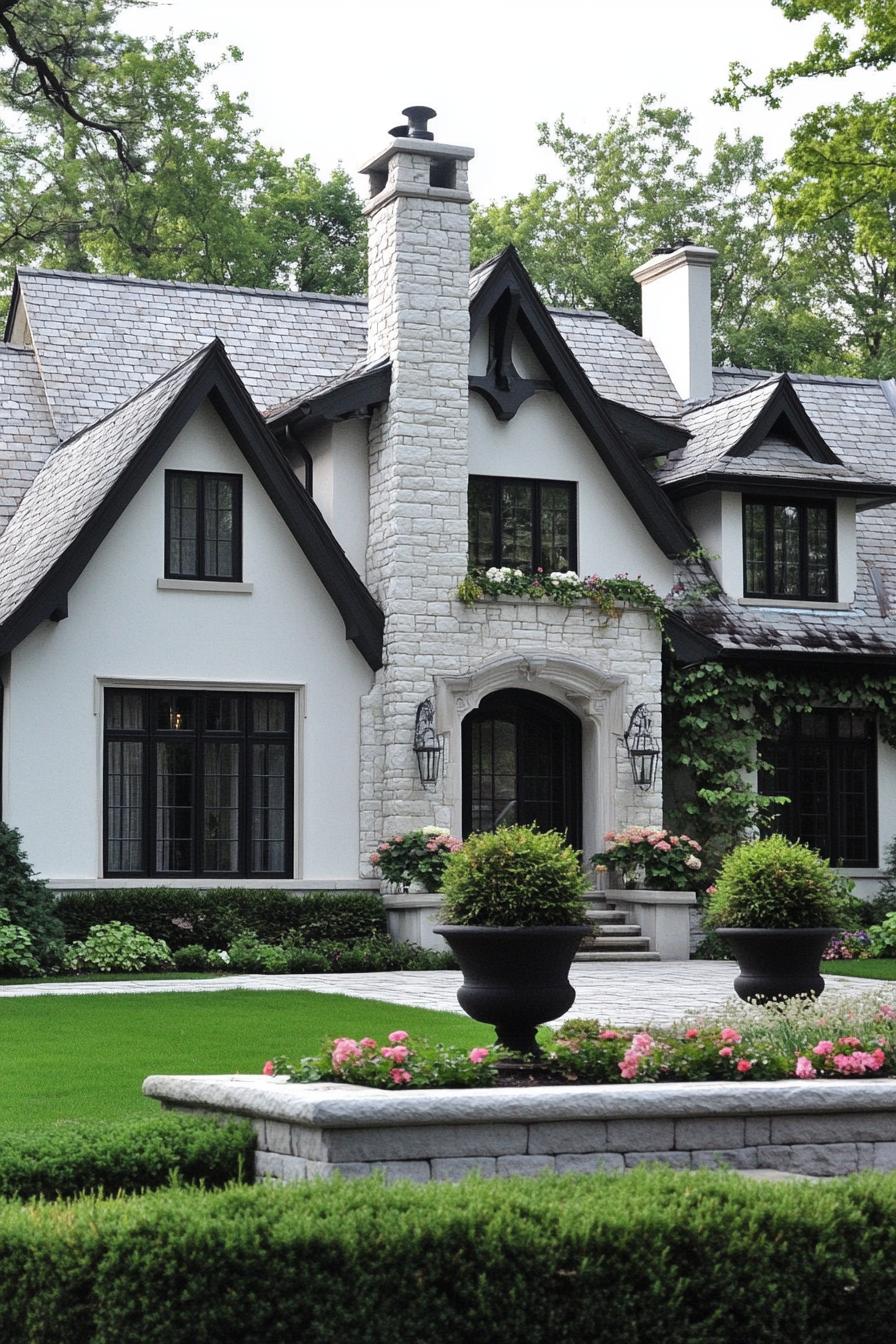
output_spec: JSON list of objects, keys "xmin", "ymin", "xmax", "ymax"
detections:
[{"xmin": 1, "ymin": 962, "xmax": 892, "ymax": 1026}]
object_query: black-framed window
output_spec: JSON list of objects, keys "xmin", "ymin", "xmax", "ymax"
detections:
[
  {"xmin": 468, "ymin": 476, "xmax": 577, "ymax": 573},
  {"xmin": 165, "ymin": 472, "xmax": 242, "ymax": 581},
  {"xmin": 743, "ymin": 497, "xmax": 836, "ymax": 600},
  {"xmin": 104, "ymin": 688, "xmax": 293, "ymax": 877},
  {"xmin": 760, "ymin": 710, "xmax": 877, "ymax": 867}
]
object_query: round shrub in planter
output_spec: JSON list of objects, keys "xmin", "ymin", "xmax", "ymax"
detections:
[
  {"xmin": 705, "ymin": 835, "xmax": 847, "ymax": 1003},
  {"xmin": 434, "ymin": 825, "xmax": 589, "ymax": 1056}
]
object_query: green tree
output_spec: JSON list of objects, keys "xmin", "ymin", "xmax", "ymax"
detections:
[
  {"xmin": 0, "ymin": 2, "xmax": 365, "ymax": 298},
  {"xmin": 472, "ymin": 99, "xmax": 838, "ymax": 372}
]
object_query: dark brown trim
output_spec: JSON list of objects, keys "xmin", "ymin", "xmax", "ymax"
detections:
[
  {"xmin": 0, "ymin": 340, "xmax": 384, "ymax": 670},
  {"xmin": 742, "ymin": 496, "xmax": 837, "ymax": 603},
  {"xmin": 663, "ymin": 612, "xmax": 722, "ymax": 665},
  {"xmin": 468, "ymin": 474, "xmax": 578, "ymax": 573},
  {"xmin": 164, "ymin": 470, "xmax": 243, "ymax": 582},
  {"xmin": 2, "ymin": 273, "xmax": 22, "ymax": 345},
  {"xmin": 724, "ymin": 376, "xmax": 841, "ymax": 465},
  {"xmin": 664, "ymin": 472, "xmax": 896, "ymax": 503},
  {"xmin": 469, "ymin": 248, "xmax": 694, "ymax": 558}
]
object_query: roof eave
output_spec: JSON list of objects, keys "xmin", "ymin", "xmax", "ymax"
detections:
[
  {"xmin": 266, "ymin": 362, "xmax": 392, "ymax": 436},
  {"xmin": 662, "ymin": 472, "xmax": 896, "ymax": 503}
]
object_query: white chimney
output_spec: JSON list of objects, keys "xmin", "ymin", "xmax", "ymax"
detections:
[{"xmin": 631, "ymin": 244, "xmax": 718, "ymax": 404}]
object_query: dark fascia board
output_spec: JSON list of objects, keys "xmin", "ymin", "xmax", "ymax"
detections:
[
  {"xmin": 469, "ymin": 247, "xmax": 694, "ymax": 558},
  {"xmin": 725, "ymin": 375, "xmax": 842, "ymax": 465},
  {"xmin": 266, "ymin": 362, "xmax": 392, "ymax": 437},
  {"xmin": 600, "ymin": 398, "xmax": 691, "ymax": 460},
  {"xmin": 0, "ymin": 340, "xmax": 385, "ymax": 670},
  {"xmin": 2, "ymin": 273, "xmax": 21, "ymax": 345},
  {"xmin": 663, "ymin": 472, "xmax": 896, "ymax": 504},
  {"xmin": 716, "ymin": 647, "xmax": 896, "ymax": 672},
  {"xmin": 664, "ymin": 611, "xmax": 722, "ymax": 665}
]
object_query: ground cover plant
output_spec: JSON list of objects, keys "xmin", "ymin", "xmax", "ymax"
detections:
[
  {"xmin": 274, "ymin": 993, "xmax": 896, "ymax": 1088},
  {"xmin": 0, "ymin": 1115, "xmax": 253, "ymax": 1201},
  {"xmin": 0, "ymin": 991, "xmax": 488, "ymax": 1129},
  {"xmin": 2, "ymin": 1169, "xmax": 896, "ymax": 1343}
]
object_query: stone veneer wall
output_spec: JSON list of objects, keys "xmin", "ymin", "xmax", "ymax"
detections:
[{"xmin": 145, "ymin": 1075, "xmax": 896, "ymax": 1183}]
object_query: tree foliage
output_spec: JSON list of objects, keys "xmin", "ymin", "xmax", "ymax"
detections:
[{"xmin": 0, "ymin": 1, "xmax": 365, "ymax": 300}]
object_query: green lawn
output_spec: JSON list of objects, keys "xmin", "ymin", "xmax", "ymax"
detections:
[
  {"xmin": 825, "ymin": 958, "xmax": 896, "ymax": 980},
  {"xmin": 0, "ymin": 990, "xmax": 485, "ymax": 1131}
]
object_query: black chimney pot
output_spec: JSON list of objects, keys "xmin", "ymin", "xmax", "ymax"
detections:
[{"xmin": 389, "ymin": 105, "xmax": 436, "ymax": 140}]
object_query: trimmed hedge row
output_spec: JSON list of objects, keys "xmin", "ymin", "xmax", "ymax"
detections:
[
  {"xmin": 54, "ymin": 888, "xmax": 385, "ymax": 950},
  {"xmin": 1, "ymin": 1169, "xmax": 895, "ymax": 1342},
  {"xmin": 1, "ymin": 1171, "xmax": 896, "ymax": 1338},
  {"xmin": 0, "ymin": 1116, "xmax": 254, "ymax": 1201}
]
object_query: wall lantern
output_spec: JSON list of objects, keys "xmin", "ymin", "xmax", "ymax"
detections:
[
  {"xmin": 413, "ymin": 698, "xmax": 444, "ymax": 790},
  {"xmin": 624, "ymin": 703, "xmax": 660, "ymax": 793}
]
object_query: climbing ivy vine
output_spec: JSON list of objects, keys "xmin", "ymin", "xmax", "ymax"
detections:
[{"xmin": 664, "ymin": 661, "xmax": 896, "ymax": 866}]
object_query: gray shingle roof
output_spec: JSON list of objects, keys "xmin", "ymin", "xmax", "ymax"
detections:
[
  {"xmin": 0, "ymin": 344, "xmax": 209, "ymax": 626},
  {"xmin": 551, "ymin": 309, "xmax": 683, "ymax": 419},
  {"xmin": 0, "ymin": 345, "xmax": 58, "ymax": 530}
]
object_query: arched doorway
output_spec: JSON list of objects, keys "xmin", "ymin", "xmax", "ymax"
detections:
[{"xmin": 461, "ymin": 689, "xmax": 582, "ymax": 848}]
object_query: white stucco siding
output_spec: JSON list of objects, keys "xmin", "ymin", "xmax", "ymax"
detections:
[
  {"xmin": 468, "ymin": 391, "xmax": 675, "ymax": 593},
  {"xmin": 4, "ymin": 399, "xmax": 373, "ymax": 884},
  {"xmin": 301, "ymin": 419, "xmax": 369, "ymax": 578}
]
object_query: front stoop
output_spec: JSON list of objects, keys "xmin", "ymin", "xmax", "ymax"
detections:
[{"xmin": 575, "ymin": 902, "xmax": 660, "ymax": 962}]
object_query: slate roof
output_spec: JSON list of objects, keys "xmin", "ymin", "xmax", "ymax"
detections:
[
  {"xmin": 264, "ymin": 354, "xmax": 390, "ymax": 422},
  {"xmin": 0, "ymin": 344, "xmax": 58, "ymax": 530},
  {"xmin": 0, "ymin": 344, "xmax": 209, "ymax": 627}
]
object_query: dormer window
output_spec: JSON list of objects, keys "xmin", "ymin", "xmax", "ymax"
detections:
[
  {"xmin": 469, "ymin": 476, "xmax": 577, "ymax": 573},
  {"xmin": 743, "ymin": 497, "xmax": 835, "ymax": 601},
  {"xmin": 165, "ymin": 471, "xmax": 242, "ymax": 581}
]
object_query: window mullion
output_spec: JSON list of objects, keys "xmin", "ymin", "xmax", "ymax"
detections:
[
  {"xmin": 493, "ymin": 478, "xmax": 503, "ymax": 567},
  {"xmin": 532, "ymin": 482, "xmax": 541, "ymax": 572},
  {"xmin": 799, "ymin": 503, "xmax": 809, "ymax": 601}
]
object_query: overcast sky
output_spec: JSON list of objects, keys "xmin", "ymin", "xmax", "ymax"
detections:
[{"xmin": 124, "ymin": 1, "xmax": 888, "ymax": 202}]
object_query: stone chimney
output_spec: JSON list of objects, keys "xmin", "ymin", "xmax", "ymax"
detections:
[
  {"xmin": 359, "ymin": 107, "xmax": 474, "ymax": 840},
  {"xmin": 631, "ymin": 243, "xmax": 718, "ymax": 404}
]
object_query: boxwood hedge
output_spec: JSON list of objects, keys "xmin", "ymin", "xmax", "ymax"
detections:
[
  {"xmin": 0, "ymin": 1168, "xmax": 894, "ymax": 1342},
  {"xmin": 0, "ymin": 1116, "xmax": 254, "ymax": 1201},
  {"xmin": 54, "ymin": 888, "xmax": 385, "ymax": 950}
]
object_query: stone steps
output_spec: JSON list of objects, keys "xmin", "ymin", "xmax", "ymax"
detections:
[
  {"xmin": 576, "ymin": 950, "xmax": 662, "ymax": 962},
  {"xmin": 575, "ymin": 899, "xmax": 658, "ymax": 962}
]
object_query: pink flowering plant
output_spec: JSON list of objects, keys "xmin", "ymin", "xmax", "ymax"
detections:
[
  {"xmin": 822, "ymin": 930, "xmax": 873, "ymax": 961},
  {"xmin": 369, "ymin": 827, "xmax": 463, "ymax": 892},
  {"xmin": 591, "ymin": 825, "xmax": 704, "ymax": 891},
  {"xmin": 268, "ymin": 1030, "xmax": 500, "ymax": 1089}
]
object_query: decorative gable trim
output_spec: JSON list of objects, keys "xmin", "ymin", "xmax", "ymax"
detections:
[
  {"xmin": 469, "ymin": 247, "xmax": 693, "ymax": 558},
  {"xmin": 266, "ymin": 358, "xmax": 392, "ymax": 436},
  {"xmin": 0, "ymin": 340, "xmax": 385, "ymax": 670},
  {"xmin": 724, "ymin": 375, "xmax": 842, "ymax": 465}
]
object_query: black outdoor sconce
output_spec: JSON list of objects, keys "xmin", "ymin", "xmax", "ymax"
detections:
[
  {"xmin": 624, "ymin": 703, "xmax": 660, "ymax": 793},
  {"xmin": 414, "ymin": 698, "xmax": 444, "ymax": 790}
]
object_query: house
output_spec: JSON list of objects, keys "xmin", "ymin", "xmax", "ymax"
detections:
[{"xmin": 1, "ymin": 105, "xmax": 895, "ymax": 898}]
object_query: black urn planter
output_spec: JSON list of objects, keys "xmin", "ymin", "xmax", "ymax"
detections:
[
  {"xmin": 717, "ymin": 927, "xmax": 837, "ymax": 1005},
  {"xmin": 433, "ymin": 924, "xmax": 590, "ymax": 1056}
]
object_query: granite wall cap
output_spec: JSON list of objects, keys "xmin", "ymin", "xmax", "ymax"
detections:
[{"xmin": 142, "ymin": 1074, "xmax": 896, "ymax": 1129}]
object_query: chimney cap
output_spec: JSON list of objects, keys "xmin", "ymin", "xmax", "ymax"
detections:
[{"xmin": 389, "ymin": 105, "xmax": 437, "ymax": 140}]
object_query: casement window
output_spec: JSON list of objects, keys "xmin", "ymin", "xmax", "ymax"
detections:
[
  {"xmin": 743, "ymin": 497, "xmax": 836, "ymax": 601},
  {"xmin": 104, "ymin": 688, "xmax": 293, "ymax": 877},
  {"xmin": 760, "ymin": 710, "xmax": 877, "ymax": 867},
  {"xmin": 468, "ymin": 476, "xmax": 577, "ymax": 573},
  {"xmin": 165, "ymin": 472, "xmax": 242, "ymax": 581}
]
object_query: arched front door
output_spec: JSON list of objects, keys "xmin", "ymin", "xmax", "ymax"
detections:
[{"xmin": 461, "ymin": 689, "xmax": 582, "ymax": 848}]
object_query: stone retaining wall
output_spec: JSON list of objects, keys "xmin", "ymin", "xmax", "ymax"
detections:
[{"xmin": 144, "ymin": 1074, "xmax": 896, "ymax": 1182}]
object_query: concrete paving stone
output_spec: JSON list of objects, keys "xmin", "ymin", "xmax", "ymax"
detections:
[
  {"xmin": 689, "ymin": 1148, "xmax": 759, "ymax": 1170},
  {"xmin": 2, "ymin": 963, "xmax": 891, "ymax": 1030},
  {"xmin": 623, "ymin": 1151, "xmax": 691, "ymax": 1170},
  {"xmin": 757, "ymin": 1144, "xmax": 859, "ymax": 1177},
  {"xmin": 324, "ymin": 1121, "xmax": 529, "ymax": 1162},
  {"xmin": 527, "ymin": 1120, "xmax": 608, "ymax": 1155},
  {"xmin": 554, "ymin": 1153, "xmax": 625, "ymax": 1175},
  {"xmin": 374, "ymin": 1161, "xmax": 432, "ymax": 1184},
  {"xmin": 430, "ymin": 1157, "xmax": 498, "ymax": 1181},
  {"xmin": 674, "ymin": 1117, "xmax": 746, "ymax": 1151},
  {"xmin": 495, "ymin": 1155, "xmax": 556, "ymax": 1178},
  {"xmin": 605, "ymin": 1119, "xmax": 675, "ymax": 1152},
  {"xmin": 769, "ymin": 1113, "xmax": 896, "ymax": 1145}
]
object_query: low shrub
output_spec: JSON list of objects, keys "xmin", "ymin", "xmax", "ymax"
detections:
[
  {"xmin": 705, "ymin": 834, "xmax": 847, "ymax": 930},
  {"xmin": 0, "ymin": 1115, "xmax": 254, "ymax": 1201},
  {"xmin": 171, "ymin": 944, "xmax": 229, "ymax": 972},
  {"xmin": 54, "ymin": 888, "xmax": 385, "ymax": 950},
  {"xmin": 0, "ymin": 909, "xmax": 41, "ymax": 977},
  {"xmin": 284, "ymin": 945, "xmax": 330, "ymax": 974},
  {"xmin": 823, "ymin": 930, "xmax": 873, "ymax": 961},
  {"xmin": 868, "ymin": 912, "xmax": 896, "ymax": 957},
  {"xmin": 63, "ymin": 922, "xmax": 174, "ymax": 974},
  {"xmin": 440, "ymin": 825, "xmax": 588, "ymax": 927},
  {"xmin": 2, "ymin": 1172, "xmax": 896, "ymax": 1342},
  {"xmin": 226, "ymin": 933, "xmax": 290, "ymax": 975},
  {"xmin": 304, "ymin": 935, "xmax": 456, "ymax": 973}
]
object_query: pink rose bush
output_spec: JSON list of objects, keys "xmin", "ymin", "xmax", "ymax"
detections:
[
  {"xmin": 591, "ymin": 826, "xmax": 705, "ymax": 891},
  {"xmin": 269, "ymin": 1031, "xmax": 497, "ymax": 1089},
  {"xmin": 369, "ymin": 828, "xmax": 463, "ymax": 892}
]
